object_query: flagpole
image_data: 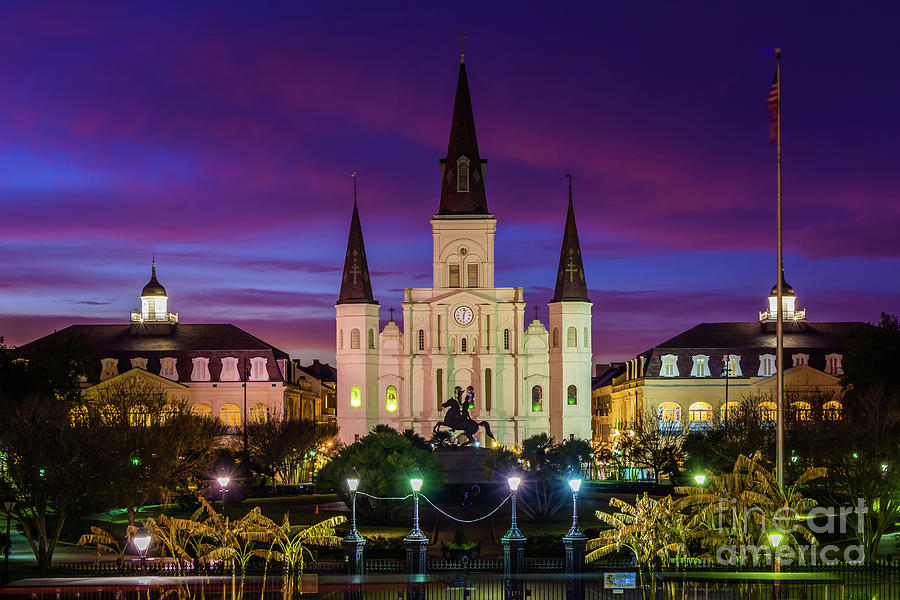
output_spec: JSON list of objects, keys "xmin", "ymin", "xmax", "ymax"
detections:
[{"xmin": 775, "ymin": 47, "xmax": 784, "ymax": 490}]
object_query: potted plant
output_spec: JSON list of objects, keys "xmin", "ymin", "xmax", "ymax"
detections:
[{"xmin": 444, "ymin": 524, "xmax": 479, "ymax": 562}]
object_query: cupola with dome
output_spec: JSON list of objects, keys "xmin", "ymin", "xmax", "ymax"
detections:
[
  {"xmin": 131, "ymin": 258, "xmax": 178, "ymax": 333},
  {"xmin": 760, "ymin": 268, "xmax": 805, "ymax": 324}
]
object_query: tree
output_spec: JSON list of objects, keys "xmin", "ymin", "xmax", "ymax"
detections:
[
  {"xmin": 683, "ymin": 395, "xmax": 776, "ymax": 475},
  {"xmin": 618, "ymin": 410, "xmax": 685, "ymax": 484},
  {"xmin": 316, "ymin": 429, "xmax": 443, "ymax": 524},
  {"xmin": 842, "ymin": 313, "xmax": 900, "ymax": 393},
  {"xmin": 245, "ymin": 418, "xmax": 337, "ymax": 484}
]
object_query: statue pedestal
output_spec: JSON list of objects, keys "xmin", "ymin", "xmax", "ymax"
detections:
[{"xmin": 435, "ymin": 447, "xmax": 492, "ymax": 485}]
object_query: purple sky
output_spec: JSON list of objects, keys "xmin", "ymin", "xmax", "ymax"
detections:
[{"xmin": 2, "ymin": 2, "xmax": 899, "ymax": 365}]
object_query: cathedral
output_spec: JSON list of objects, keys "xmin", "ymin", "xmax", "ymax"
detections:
[{"xmin": 335, "ymin": 59, "xmax": 593, "ymax": 447}]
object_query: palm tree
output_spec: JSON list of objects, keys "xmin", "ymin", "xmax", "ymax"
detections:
[{"xmin": 77, "ymin": 524, "xmax": 140, "ymax": 567}]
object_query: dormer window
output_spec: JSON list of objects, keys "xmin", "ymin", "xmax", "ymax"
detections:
[
  {"xmin": 691, "ymin": 355, "xmax": 711, "ymax": 377},
  {"xmin": 160, "ymin": 357, "xmax": 178, "ymax": 380},
  {"xmin": 792, "ymin": 353, "xmax": 809, "ymax": 367},
  {"xmin": 758, "ymin": 353, "xmax": 776, "ymax": 377},
  {"xmin": 825, "ymin": 353, "xmax": 843, "ymax": 376},
  {"xmin": 660, "ymin": 354, "xmax": 679, "ymax": 377},
  {"xmin": 100, "ymin": 358, "xmax": 119, "ymax": 381},
  {"xmin": 130, "ymin": 357, "xmax": 148, "ymax": 371},
  {"xmin": 191, "ymin": 357, "xmax": 211, "ymax": 381},
  {"xmin": 249, "ymin": 357, "xmax": 268, "ymax": 381},
  {"xmin": 220, "ymin": 357, "xmax": 240, "ymax": 381},
  {"xmin": 457, "ymin": 156, "xmax": 470, "ymax": 192}
]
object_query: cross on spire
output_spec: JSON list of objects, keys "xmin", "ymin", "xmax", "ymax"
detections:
[
  {"xmin": 534, "ymin": 305, "xmax": 539, "ymax": 321},
  {"xmin": 456, "ymin": 29, "xmax": 468, "ymax": 63},
  {"xmin": 389, "ymin": 306, "xmax": 395, "ymax": 321}
]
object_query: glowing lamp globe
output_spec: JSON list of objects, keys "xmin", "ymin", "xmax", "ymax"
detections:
[
  {"xmin": 507, "ymin": 474, "xmax": 521, "ymax": 492},
  {"xmin": 133, "ymin": 534, "xmax": 151, "ymax": 553},
  {"xmin": 346, "ymin": 467, "xmax": 360, "ymax": 492},
  {"xmin": 217, "ymin": 476, "xmax": 230, "ymax": 488},
  {"xmin": 767, "ymin": 532, "xmax": 783, "ymax": 548},
  {"xmin": 694, "ymin": 474, "xmax": 706, "ymax": 486},
  {"xmin": 410, "ymin": 467, "xmax": 424, "ymax": 493},
  {"xmin": 568, "ymin": 477, "xmax": 582, "ymax": 493}
]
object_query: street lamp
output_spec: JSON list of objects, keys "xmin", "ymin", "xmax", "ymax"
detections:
[
  {"xmin": 407, "ymin": 467, "xmax": 426, "ymax": 540},
  {"xmin": 217, "ymin": 475, "xmax": 230, "ymax": 510},
  {"xmin": 342, "ymin": 467, "xmax": 365, "ymax": 579},
  {"xmin": 502, "ymin": 471, "xmax": 526, "ymax": 600},
  {"xmin": 346, "ymin": 467, "xmax": 362, "ymax": 540},
  {"xmin": 694, "ymin": 474, "xmax": 707, "ymax": 486},
  {"xmin": 403, "ymin": 467, "xmax": 428, "ymax": 584},
  {"xmin": 133, "ymin": 530, "xmax": 151, "ymax": 573},
  {"xmin": 566, "ymin": 470, "xmax": 583, "ymax": 538},
  {"xmin": 505, "ymin": 472, "xmax": 523, "ymax": 539},
  {"xmin": 768, "ymin": 531, "xmax": 784, "ymax": 598},
  {"xmin": 2, "ymin": 498, "xmax": 17, "ymax": 585}
]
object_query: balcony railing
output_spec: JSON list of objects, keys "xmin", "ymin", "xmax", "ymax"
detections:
[
  {"xmin": 131, "ymin": 310, "xmax": 179, "ymax": 323},
  {"xmin": 759, "ymin": 308, "xmax": 806, "ymax": 322}
]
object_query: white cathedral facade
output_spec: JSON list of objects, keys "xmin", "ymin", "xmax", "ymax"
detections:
[{"xmin": 335, "ymin": 60, "xmax": 593, "ymax": 447}]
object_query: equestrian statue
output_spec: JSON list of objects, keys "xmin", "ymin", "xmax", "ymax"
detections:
[{"xmin": 433, "ymin": 385, "xmax": 495, "ymax": 447}]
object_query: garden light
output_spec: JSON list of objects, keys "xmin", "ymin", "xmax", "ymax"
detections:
[
  {"xmin": 346, "ymin": 466, "xmax": 360, "ymax": 492},
  {"xmin": 694, "ymin": 474, "xmax": 706, "ymax": 486},
  {"xmin": 410, "ymin": 467, "xmax": 424, "ymax": 493}
]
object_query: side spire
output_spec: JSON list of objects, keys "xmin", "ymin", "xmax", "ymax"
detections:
[
  {"xmin": 438, "ymin": 59, "xmax": 488, "ymax": 215},
  {"xmin": 552, "ymin": 173, "xmax": 589, "ymax": 302},
  {"xmin": 337, "ymin": 173, "xmax": 377, "ymax": 305}
]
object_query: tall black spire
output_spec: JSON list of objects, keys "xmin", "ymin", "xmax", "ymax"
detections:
[
  {"xmin": 141, "ymin": 256, "xmax": 167, "ymax": 296},
  {"xmin": 552, "ymin": 174, "xmax": 589, "ymax": 302},
  {"xmin": 438, "ymin": 61, "xmax": 489, "ymax": 215},
  {"xmin": 337, "ymin": 174, "xmax": 377, "ymax": 305}
]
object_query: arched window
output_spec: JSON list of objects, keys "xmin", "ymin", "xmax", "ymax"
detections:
[
  {"xmin": 191, "ymin": 357, "xmax": 211, "ymax": 381},
  {"xmin": 552, "ymin": 328, "xmax": 560, "ymax": 348},
  {"xmin": 467, "ymin": 262, "xmax": 478, "ymax": 287},
  {"xmin": 567, "ymin": 327, "xmax": 577, "ymax": 348},
  {"xmin": 350, "ymin": 385, "xmax": 361, "ymax": 408},
  {"xmin": 658, "ymin": 402, "xmax": 681, "ymax": 433},
  {"xmin": 350, "ymin": 328, "xmax": 360, "ymax": 349},
  {"xmin": 688, "ymin": 402, "xmax": 712, "ymax": 431},
  {"xmin": 129, "ymin": 405, "xmax": 150, "ymax": 427},
  {"xmin": 101, "ymin": 405, "xmax": 118, "ymax": 425},
  {"xmin": 567, "ymin": 385, "xmax": 577, "ymax": 405},
  {"xmin": 249, "ymin": 403, "xmax": 269, "ymax": 424},
  {"xmin": 823, "ymin": 400, "xmax": 842, "ymax": 420},
  {"xmin": 368, "ymin": 328, "xmax": 375, "ymax": 349},
  {"xmin": 220, "ymin": 403, "xmax": 241, "ymax": 426},
  {"xmin": 449, "ymin": 263, "xmax": 460, "ymax": 287},
  {"xmin": 531, "ymin": 385, "xmax": 543, "ymax": 412},
  {"xmin": 385, "ymin": 385, "xmax": 398, "ymax": 413},
  {"xmin": 721, "ymin": 402, "xmax": 740, "ymax": 422},
  {"xmin": 192, "ymin": 403, "xmax": 212, "ymax": 417},
  {"xmin": 418, "ymin": 329, "xmax": 425, "ymax": 352},
  {"xmin": 503, "ymin": 329, "xmax": 510, "ymax": 351},
  {"xmin": 792, "ymin": 401, "xmax": 811, "ymax": 421},
  {"xmin": 69, "ymin": 405, "xmax": 89, "ymax": 427},
  {"xmin": 583, "ymin": 327, "xmax": 589, "ymax": 348},
  {"xmin": 160, "ymin": 404, "xmax": 177, "ymax": 424},
  {"xmin": 484, "ymin": 369, "xmax": 492, "ymax": 412},
  {"xmin": 249, "ymin": 357, "xmax": 268, "ymax": 381},
  {"xmin": 760, "ymin": 401, "xmax": 777, "ymax": 421},
  {"xmin": 461, "ymin": 338, "xmax": 467, "ymax": 353},
  {"xmin": 339, "ymin": 330, "xmax": 344, "ymax": 350}
]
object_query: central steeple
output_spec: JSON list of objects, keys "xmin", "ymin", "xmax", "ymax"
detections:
[
  {"xmin": 337, "ymin": 175, "xmax": 377, "ymax": 305},
  {"xmin": 552, "ymin": 174, "xmax": 590, "ymax": 302},
  {"xmin": 438, "ymin": 61, "xmax": 489, "ymax": 215}
]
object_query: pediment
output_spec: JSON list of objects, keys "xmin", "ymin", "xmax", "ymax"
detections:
[
  {"xmin": 425, "ymin": 288, "xmax": 500, "ymax": 305},
  {"xmin": 88, "ymin": 367, "xmax": 188, "ymax": 395},
  {"xmin": 751, "ymin": 365, "xmax": 840, "ymax": 390}
]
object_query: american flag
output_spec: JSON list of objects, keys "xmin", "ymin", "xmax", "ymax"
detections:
[{"xmin": 767, "ymin": 73, "xmax": 779, "ymax": 143}]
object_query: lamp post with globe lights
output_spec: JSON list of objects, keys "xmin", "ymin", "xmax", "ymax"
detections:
[
  {"xmin": 404, "ymin": 468, "xmax": 428, "ymax": 576},
  {"xmin": 217, "ymin": 475, "xmax": 230, "ymax": 510},
  {"xmin": 133, "ymin": 530, "xmax": 152, "ymax": 573},
  {"xmin": 502, "ymin": 471, "xmax": 526, "ymax": 600},
  {"xmin": 342, "ymin": 467, "xmax": 366, "ymax": 576},
  {"xmin": 563, "ymin": 470, "xmax": 588, "ymax": 600}
]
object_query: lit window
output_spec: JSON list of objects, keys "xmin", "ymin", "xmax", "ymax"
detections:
[
  {"xmin": 825, "ymin": 354, "xmax": 843, "ymax": 375},
  {"xmin": 532, "ymin": 385, "xmax": 543, "ymax": 412},
  {"xmin": 249, "ymin": 357, "xmax": 269, "ymax": 381},
  {"xmin": 220, "ymin": 357, "xmax": 240, "ymax": 381},
  {"xmin": 449, "ymin": 264, "xmax": 460, "ymax": 287},
  {"xmin": 467, "ymin": 262, "xmax": 478, "ymax": 287},
  {"xmin": 192, "ymin": 403, "xmax": 212, "ymax": 417},
  {"xmin": 385, "ymin": 385, "xmax": 398, "ymax": 412},
  {"xmin": 567, "ymin": 327, "xmax": 577, "ymax": 348},
  {"xmin": 552, "ymin": 328, "xmax": 559, "ymax": 348},
  {"xmin": 758, "ymin": 354, "xmax": 776, "ymax": 377},
  {"xmin": 350, "ymin": 385, "xmax": 361, "ymax": 408},
  {"xmin": 191, "ymin": 357, "xmax": 210, "ymax": 382},
  {"xmin": 249, "ymin": 403, "xmax": 269, "ymax": 424},
  {"xmin": 567, "ymin": 384, "xmax": 577, "ymax": 406},
  {"xmin": 723, "ymin": 354, "xmax": 742, "ymax": 377},
  {"xmin": 721, "ymin": 402, "xmax": 740, "ymax": 422},
  {"xmin": 457, "ymin": 156, "xmax": 470, "ymax": 192},
  {"xmin": 792, "ymin": 353, "xmax": 809, "ymax": 367},
  {"xmin": 69, "ymin": 405, "xmax": 89, "ymax": 426},
  {"xmin": 792, "ymin": 401, "xmax": 811, "ymax": 421},
  {"xmin": 660, "ymin": 354, "xmax": 679, "ymax": 377},
  {"xmin": 688, "ymin": 402, "xmax": 712, "ymax": 431},
  {"xmin": 691, "ymin": 355, "xmax": 711, "ymax": 377},
  {"xmin": 503, "ymin": 329, "xmax": 510, "ymax": 351},
  {"xmin": 823, "ymin": 400, "xmax": 842, "ymax": 420},
  {"xmin": 418, "ymin": 329, "xmax": 425, "ymax": 352},
  {"xmin": 160, "ymin": 404, "xmax": 177, "ymax": 423},
  {"xmin": 101, "ymin": 405, "xmax": 118, "ymax": 425},
  {"xmin": 350, "ymin": 328, "xmax": 360, "ymax": 349},
  {"xmin": 100, "ymin": 358, "xmax": 119, "ymax": 381},
  {"xmin": 130, "ymin": 357, "xmax": 148, "ymax": 371},
  {"xmin": 461, "ymin": 338, "xmax": 467, "ymax": 353},
  {"xmin": 220, "ymin": 403, "xmax": 241, "ymax": 426},
  {"xmin": 658, "ymin": 402, "xmax": 681, "ymax": 433},
  {"xmin": 760, "ymin": 402, "xmax": 777, "ymax": 421},
  {"xmin": 160, "ymin": 357, "xmax": 178, "ymax": 380},
  {"xmin": 129, "ymin": 405, "xmax": 150, "ymax": 427}
]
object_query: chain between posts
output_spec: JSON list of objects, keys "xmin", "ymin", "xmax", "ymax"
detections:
[{"xmin": 354, "ymin": 491, "xmax": 512, "ymax": 523}]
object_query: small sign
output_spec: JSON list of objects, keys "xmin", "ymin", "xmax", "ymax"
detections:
[{"xmin": 604, "ymin": 572, "xmax": 637, "ymax": 589}]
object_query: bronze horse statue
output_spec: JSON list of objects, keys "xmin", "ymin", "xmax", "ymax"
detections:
[{"xmin": 433, "ymin": 385, "xmax": 495, "ymax": 447}]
